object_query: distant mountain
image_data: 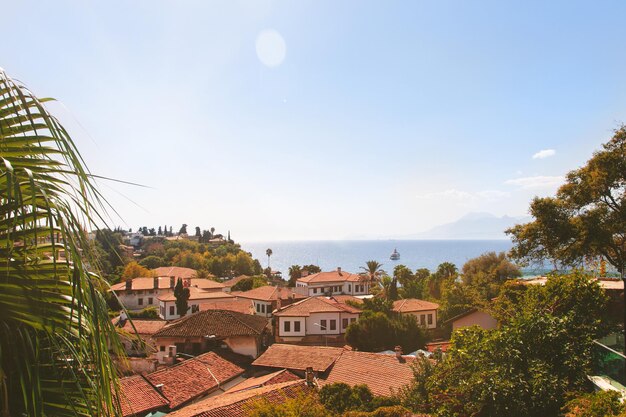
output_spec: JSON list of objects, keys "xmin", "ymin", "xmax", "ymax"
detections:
[{"xmin": 402, "ymin": 212, "xmax": 531, "ymax": 240}]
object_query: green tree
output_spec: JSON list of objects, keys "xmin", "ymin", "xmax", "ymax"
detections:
[
  {"xmin": 288, "ymin": 264, "xmax": 302, "ymax": 287},
  {"xmin": 426, "ymin": 262, "xmax": 458, "ymax": 299},
  {"xmin": 247, "ymin": 393, "xmax": 331, "ymax": 417},
  {"xmin": 508, "ymin": 127, "xmax": 626, "ymax": 342},
  {"xmin": 0, "ymin": 70, "xmax": 122, "ymax": 415},
  {"xmin": 195, "ymin": 226, "xmax": 201, "ymax": 237},
  {"xmin": 302, "ymin": 264, "xmax": 322, "ymax": 274},
  {"xmin": 174, "ymin": 278, "xmax": 190, "ymax": 317},
  {"xmin": 266, "ymin": 248, "xmax": 273, "ymax": 269},
  {"xmin": 139, "ymin": 255, "xmax": 166, "ymax": 269},
  {"xmin": 562, "ymin": 391, "xmax": 625, "ymax": 417},
  {"xmin": 461, "ymin": 251, "xmax": 521, "ymax": 301},
  {"xmin": 346, "ymin": 311, "xmax": 426, "ymax": 353},
  {"xmin": 179, "ymin": 223, "xmax": 187, "ymax": 235},
  {"xmin": 361, "ymin": 260, "xmax": 385, "ymax": 284},
  {"xmin": 393, "ymin": 265, "xmax": 413, "ymax": 288}
]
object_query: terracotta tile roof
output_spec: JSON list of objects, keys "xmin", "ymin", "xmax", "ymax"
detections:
[
  {"xmin": 153, "ymin": 310, "xmax": 270, "ymax": 339},
  {"xmin": 225, "ymin": 369, "xmax": 300, "ymax": 393},
  {"xmin": 191, "ymin": 279, "xmax": 225, "ymax": 290},
  {"xmin": 392, "ymin": 299, "xmax": 440, "ymax": 313},
  {"xmin": 221, "ymin": 275, "xmax": 249, "ymax": 287},
  {"xmin": 200, "ymin": 299, "xmax": 255, "ymax": 315},
  {"xmin": 166, "ymin": 380, "xmax": 311, "ymax": 417},
  {"xmin": 110, "ymin": 276, "xmax": 169, "ymax": 291},
  {"xmin": 145, "ymin": 351, "xmax": 244, "ymax": 409},
  {"xmin": 322, "ymin": 350, "xmax": 416, "ymax": 396},
  {"xmin": 252, "ymin": 344, "xmax": 345, "ymax": 372},
  {"xmin": 118, "ymin": 374, "xmax": 169, "ymax": 417},
  {"xmin": 297, "ymin": 269, "xmax": 367, "ymax": 284},
  {"xmin": 273, "ymin": 296, "xmax": 361, "ymax": 317},
  {"xmin": 158, "ymin": 287, "xmax": 233, "ymax": 302},
  {"xmin": 235, "ymin": 286, "xmax": 305, "ymax": 302},
  {"xmin": 425, "ymin": 340, "xmax": 451, "ymax": 353},
  {"xmin": 153, "ymin": 266, "xmax": 198, "ymax": 278},
  {"xmin": 114, "ymin": 318, "xmax": 167, "ymax": 335}
]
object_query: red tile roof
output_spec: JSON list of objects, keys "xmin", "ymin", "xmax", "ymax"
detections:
[
  {"xmin": 273, "ymin": 296, "xmax": 361, "ymax": 317},
  {"xmin": 200, "ymin": 299, "xmax": 255, "ymax": 315},
  {"xmin": 158, "ymin": 287, "xmax": 233, "ymax": 302},
  {"xmin": 114, "ymin": 318, "xmax": 167, "ymax": 335},
  {"xmin": 425, "ymin": 340, "xmax": 451, "ymax": 353},
  {"xmin": 322, "ymin": 350, "xmax": 416, "ymax": 396},
  {"xmin": 153, "ymin": 266, "xmax": 198, "ymax": 278},
  {"xmin": 297, "ymin": 269, "xmax": 367, "ymax": 284},
  {"xmin": 392, "ymin": 299, "xmax": 440, "ymax": 313},
  {"xmin": 235, "ymin": 286, "xmax": 305, "ymax": 302},
  {"xmin": 153, "ymin": 310, "xmax": 270, "ymax": 339},
  {"xmin": 110, "ymin": 277, "xmax": 223, "ymax": 292},
  {"xmin": 252, "ymin": 344, "xmax": 345, "ymax": 372},
  {"xmin": 118, "ymin": 375, "xmax": 169, "ymax": 417},
  {"xmin": 145, "ymin": 352, "xmax": 244, "ymax": 409},
  {"xmin": 221, "ymin": 275, "xmax": 249, "ymax": 288},
  {"xmin": 166, "ymin": 380, "xmax": 311, "ymax": 417},
  {"xmin": 225, "ymin": 369, "xmax": 300, "ymax": 393}
]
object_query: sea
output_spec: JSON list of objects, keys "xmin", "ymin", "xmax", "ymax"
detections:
[{"xmin": 240, "ymin": 240, "xmax": 544, "ymax": 277}]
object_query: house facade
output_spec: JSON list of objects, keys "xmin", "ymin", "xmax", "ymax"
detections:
[
  {"xmin": 152, "ymin": 309, "xmax": 272, "ymax": 360},
  {"xmin": 234, "ymin": 286, "xmax": 306, "ymax": 318},
  {"xmin": 392, "ymin": 298, "xmax": 439, "ymax": 329},
  {"xmin": 158, "ymin": 287, "xmax": 235, "ymax": 320},
  {"xmin": 294, "ymin": 267, "xmax": 371, "ymax": 297},
  {"xmin": 110, "ymin": 274, "xmax": 225, "ymax": 312},
  {"xmin": 273, "ymin": 296, "xmax": 361, "ymax": 345}
]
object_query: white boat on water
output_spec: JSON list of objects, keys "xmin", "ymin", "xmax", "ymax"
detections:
[{"xmin": 390, "ymin": 248, "xmax": 400, "ymax": 260}]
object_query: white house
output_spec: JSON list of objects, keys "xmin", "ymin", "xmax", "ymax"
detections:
[
  {"xmin": 273, "ymin": 296, "xmax": 362, "ymax": 344},
  {"xmin": 392, "ymin": 299, "xmax": 439, "ymax": 329},
  {"xmin": 110, "ymin": 275, "xmax": 225, "ymax": 312},
  {"xmin": 158, "ymin": 287, "xmax": 235, "ymax": 320},
  {"xmin": 234, "ymin": 286, "xmax": 306, "ymax": 318},
  {"xmin": 294, "ymin": 268, "xmax": 371, "ymax": 297}
]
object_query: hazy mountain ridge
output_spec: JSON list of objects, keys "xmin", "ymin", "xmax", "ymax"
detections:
[{"xmin": 400, "ymin": 212, "xmax": 531, "ymax": 240}]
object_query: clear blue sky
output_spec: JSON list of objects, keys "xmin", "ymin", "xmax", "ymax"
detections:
[{"xmin": 2, "ymin": 1, "xmax": 626, "ymax": 240}]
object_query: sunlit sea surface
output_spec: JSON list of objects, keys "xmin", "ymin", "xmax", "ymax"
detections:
[{"xmin": 240, "ymin": 240, "xmax": 544, "ymax": 276}]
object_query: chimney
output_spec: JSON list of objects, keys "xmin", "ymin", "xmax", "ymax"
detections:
[
  {"xmin": 153, "ymin": 277, "xmax": 159, "ymax": 289},
  {"xmin": 337, "ymin": 267, "xmax": 342, "ymax": 275},
  {"xmin": 125, "ymin": 279, "xmax": 132, "ymax": 291},
  {"xmin": 305, "ymin": 367, "xmax": 316, "ymax": 386},
  {"xmin": 394, "ymin": 345, "xmax": 403, "ymax": 359},
  {"xmin": 170, "ymin": 276, "xmax": 175, "ymax": 288}
]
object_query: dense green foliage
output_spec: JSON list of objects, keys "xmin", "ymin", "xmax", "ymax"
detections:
[
  {"xmin": 346, "ymin": 311, "xmax": 427, "ymax": 352},
  {"xmin": 400, "ymin": 272, "xmax": 610, "ymax": 417},
  {"xmin": 562, "ymin": 390, "xmax": 625, "ymax": 417},
  {"xmin": 231, "ymin": 275, "xmax": 269, "ymax": 291}
]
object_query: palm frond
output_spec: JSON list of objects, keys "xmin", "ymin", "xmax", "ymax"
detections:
[{"xmin": 0, "ymin": 69, "xmax": 123, "ymax": 416}]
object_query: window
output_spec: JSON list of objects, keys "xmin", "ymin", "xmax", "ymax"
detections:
[
  {"xmin": 261, "ymin": 304, "xmax": 266, "ymax": 313},
  {"xmin": 313, "ymin": 288, "xmax": 318, "ymax": 294},
  {"xmin": 428, "ymin": 314, "xmax": 433, "ymax": 325},
  {"xmin": 169, "ymin": 306, "xmax": 175, "ymax": 316},
  {"xmin": 160, "ymin": 346, "xmax": 165, "ymax": 352},
  {"xmin": 348, "ymin": 284, "xmax": 351, "ymax": 292},
  {"xmin": 342, "ymin": 318, "xmax": 349, "ymax": 329},
  {"xmin": 420, "ymin": 315, "xmax": 426, "ymax": 325},
  {"xmin": 320, "ymin": 320, "xmax": 327, "ymax": 331},
  {"xmin": 138, "ymin": 298, "xmax": 143, "ymax": 306},
  {"xmin": 330, "ymin": 320, "xmax": 336, "ymax": 331},
  {"xmin": 256, "ymin": 303, "xmax": 261, "ymax": 312},
  {"xmin": 148, "ymin": 297, "xmax": 153, "ymax": 305},
  {"xmin": 294, "ymin": 321, "xmax": 301, "ymax": 332},
  {"xmin": 284, "ymin": 321, "xmax": 291, "ymax": 332}
]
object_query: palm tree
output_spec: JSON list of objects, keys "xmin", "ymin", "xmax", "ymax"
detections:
[
  {"xmin": 266, "ymin": 248, "xmax": 273, "ymax": 270},
  {"xmin": 360, "ymin": 260, "xmax": 385, "ymax": 284},
  {"xmin": 0, "ymin": 69, "xmax": 122, "ymax": 416}
]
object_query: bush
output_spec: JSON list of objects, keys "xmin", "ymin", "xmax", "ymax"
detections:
[
  {"xmin": 128, "ymin": 306, "xmax": 159, "ymax": 319},
  {"xmin": 343, "ymin": 405, "xmax": 417, "ymax": 417},
  {"xmin": 562, "ymin": 391, "xmax": 625, "ymax": 417}
]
